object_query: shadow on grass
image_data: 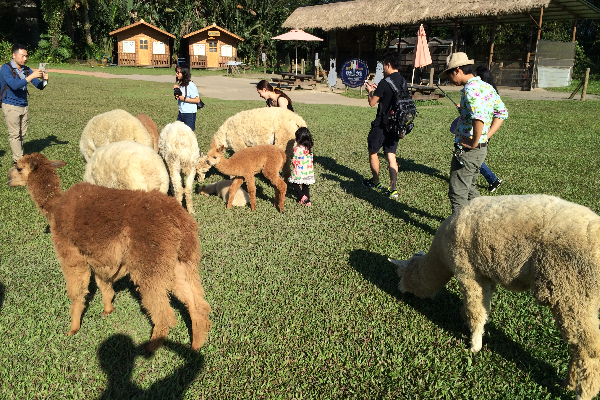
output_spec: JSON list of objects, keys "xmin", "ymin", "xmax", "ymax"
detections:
[
  {"xmin": 24, "ymin": 135, "xmax": 69, "ymax": 153},
  {"xmin": 315, "ymin": 156, "xmax": 444, "ymax": 235},
  {"xmin": 98, "ymin": 335, "xmax": 204, "ymax": 400},
  {"xmin": 393, "ymin": 154, "xmax": 448, "ymax": 183},
  {"xmin": 0, "ymin": 282, "xmax": 4, "ymax": 312},
  {"xmin": 0, "ymin": 149, "xmax": 5, "ymax": 166},
  {"xmin": 348, "ymin": 248, "xmax": 565, "ymax": 397}
]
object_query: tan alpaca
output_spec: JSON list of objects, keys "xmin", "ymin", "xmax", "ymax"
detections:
[
  {"xmin": 199, "ymin": 179, "xmax": 250, "ymax": 207},
  {"xmin": 136, "ymin": 113, "xmax": 159, "ymax": 152},
  {"xmin": 8, "ymin": 153, "xmax": 211, "ymax": 353},
  {"xmin": 389, "ymin": 194, "xmax": 600, "ymax": 400},
  {"xmin": 204, "ymin": 143, "xmax": 287, "ymax": 212}
]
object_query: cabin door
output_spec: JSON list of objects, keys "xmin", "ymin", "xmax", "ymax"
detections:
[
  {"xmin": 207, "ymin": 40, "xmax": 218, "ymax": 68},
  {"xmin": 138, "ymin": 37, "xmax": 150, "ymax": 65}
]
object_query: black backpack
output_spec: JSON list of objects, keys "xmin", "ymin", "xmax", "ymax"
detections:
[{"xmin": 382, "ymin": 76, "xmax": 417, "ymax": 139}]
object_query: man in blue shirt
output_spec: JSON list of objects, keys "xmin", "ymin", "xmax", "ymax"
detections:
[{"xmin": 1, "ymin": 43, "xmax": 49, "ymax": 165}]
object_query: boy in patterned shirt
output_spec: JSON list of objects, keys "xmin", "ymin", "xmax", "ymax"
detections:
[{"xmin": 439, "ymin": 52, "xmax": 508, "ymax": 214}]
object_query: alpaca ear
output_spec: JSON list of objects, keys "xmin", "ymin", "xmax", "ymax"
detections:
[
  {"xmin": 29, "ymin": 160, "xmax": 38, "ymax": 171},
  {"xmin": 50, "ymin": 160, "xmax": 67, "ymax": 169},
  {"xmin": 388, "ymin": 257, "xmax": 407, "ymax": 268},
  {"xmin": 216, "ymin": 145, "xmax": 225, "ymax": 153}
]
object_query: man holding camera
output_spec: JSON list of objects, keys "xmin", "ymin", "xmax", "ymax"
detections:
[
  {"xmin": 1, "ymin": 43, "xmax": 49, "ymax": 166},
  {"xmin": 439, "ymin": 52, "xmax": 507, "ymax": 214},
  {"xmin": 362, "ymin": 51, "xmax": 409, "ymax": 198}
]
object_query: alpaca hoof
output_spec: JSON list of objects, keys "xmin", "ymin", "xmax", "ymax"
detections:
[
  {"xmin": 100, "ymin": 309, "xmax": 113, "ymax": 317},
  {"xmin": 145, "ymin": 338, "xmax": 165, "ymax": 353},
  {"xmin": 66, "ymin": 329, "xmax": 79, "ymax": 336}
]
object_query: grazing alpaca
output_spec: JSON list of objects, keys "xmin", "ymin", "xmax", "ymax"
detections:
[
  {"xmin": 389, "ymin": 194, "xmax": 600, "ymax": 400},
  {"xmin": 136, "ymin": 113, "xmax": 159, "ymax": 152},
  {"xmin": 159, "ymin": 121, "xmax": 200, "ymax": 213},
  {"xmin": 8, "ymin": 153, "xmax": 211, "ymax": 352},
  {"xmin": 199, "ymin": 179, "xmax": 250, "ymax": 207},
  {"xmin": 204, "ymin": 143, "xmax": 287, "ymax": 212}
]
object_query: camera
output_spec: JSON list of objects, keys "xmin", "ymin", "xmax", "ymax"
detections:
[
  {"xmin": 173, "ymin": 87, "xmax": 182, "ymax": 98},
  {"xmin": 453, "ymin": 143, "xmax": 465, "ymax": 165}
]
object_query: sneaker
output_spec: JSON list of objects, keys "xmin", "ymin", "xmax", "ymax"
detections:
[
  {"xmin": 488, "ymin": 179, "xmax": 503, "ymax": 193},
  {"xmin": 299, "ymin": 195, "xmax": 308, "ymax": 205},
  {"xmin": 383, "ymin": 188, "xmax": 398, "ymax": 198},
  {"xmin": 363, "ymin": 178, "xmax": 383, "ymax": 190}
]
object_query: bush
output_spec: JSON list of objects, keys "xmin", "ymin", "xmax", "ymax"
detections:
[
  {"xmin": 35, "ymin": 33, "xmax": 73, "ymax": 63},
  {"xmin": 0, "ymin": 40, "xmax": 12, "ymax": 64}
]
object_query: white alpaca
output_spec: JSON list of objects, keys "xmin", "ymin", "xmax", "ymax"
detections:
[
  {"xmin": 79, "ymin": 109, "xmax": 153, "ymax": 162},
  {"xmin": 199, "ymin": 179, "xmax": 250, "ymax": 207},
  {"xmin": 159, "ymin": 121, "xmax": 200, "ymax": 213},
  {"xmin": 390, "ymin": 194, "xmax": 600, "ymax": 400},
  {"xmin": 83, "ymin": 141, "xmax": 169, "ymax": 193}
]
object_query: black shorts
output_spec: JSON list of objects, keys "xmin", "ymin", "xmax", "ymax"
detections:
[{"xmin": 367, "ymin": 123, "xmax": 398, "ymax": 154}]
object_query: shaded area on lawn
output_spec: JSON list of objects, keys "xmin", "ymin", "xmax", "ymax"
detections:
[
  {"xmin": 98, "ymin": 335, "xmax": 204, "ymax": 400},
  {"xmin": 0, "ymin": 281, "xmax": 4, "ymax": 313},
  {"xmin": 316, "ymin": 155, "xmax": 444, "ymax": 235},
  {"xmin": 23, "ymin": 135, "xmax": 69, "ymax": 154},
  {"xmin": 349, "ymin": 248, "xmax": 566, "ymax": 398}
]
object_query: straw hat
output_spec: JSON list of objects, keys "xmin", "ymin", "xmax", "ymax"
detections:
[{"xmin": 439, "ymin": 52, "xmax": 474, "ymax": 79}]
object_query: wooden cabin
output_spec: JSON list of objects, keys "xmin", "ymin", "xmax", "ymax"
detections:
[
  {"xmin": 183, "ymin": 24, "xmax": 244, "ymax": 69},
  {"xmin": 109, "ymin": 20, "xmax": 175, "ymax": 67}
]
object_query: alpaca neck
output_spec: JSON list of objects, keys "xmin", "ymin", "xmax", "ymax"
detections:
[
  {"xmin": 214, "ymin": 156, "xmax": 238, "ymax": 176},
  {"xmin": 29, "ymin": 169, "xmax": 63, "ymax": 219}
]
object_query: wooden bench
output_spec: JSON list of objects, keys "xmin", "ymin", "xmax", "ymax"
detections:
[
  {"xmin": 271, "ymin": 78, "xmax": 294, "ymax": 90},
  {"xmin": 407, "ymin": 84, "xmax": 445, "ymax": 101}
]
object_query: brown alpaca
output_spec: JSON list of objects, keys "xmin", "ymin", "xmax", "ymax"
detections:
[
  {"xmin": 136, "ymin": 113, "xmax": 159, "ymax": 152},
  {"xmin": 204, "ymin": 143, "xmax": 287, "ymax": 212},
  {"xmin": 8, "ymin": 153, "xmax": 211, "ymax": 352}
]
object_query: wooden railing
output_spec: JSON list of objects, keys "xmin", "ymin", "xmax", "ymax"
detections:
[
  {"xmin": 152, "ymin": 54, "xmax": 170, "ymax": 67},
  {"xmin": 190, "ymin": 55, "xmax": 207, "ymax": 69},
  {"xmin": 118, "ymin": 52, "xmax": 136, "ymax": 66}
]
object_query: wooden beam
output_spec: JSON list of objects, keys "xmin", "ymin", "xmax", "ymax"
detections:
[
  {"xmin": 537, "ymin": 7, "xmax": 544, "ymax": 41},
  {"xmin": 572, "ymin": 19, "xmax": 577, "ymax": 43},
  {"xmin": 488, "ymin": 18, "xmax": 497, "ymax": 69}
]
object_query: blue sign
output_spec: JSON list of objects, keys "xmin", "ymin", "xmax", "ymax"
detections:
[{"xmin": 340, "ymin": 59, "xmax": 369, "ymax": 88}]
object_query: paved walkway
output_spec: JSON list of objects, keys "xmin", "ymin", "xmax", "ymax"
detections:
[{"xmin": 48, "ymin": 69, "xmax": 597, "ymax": 104}]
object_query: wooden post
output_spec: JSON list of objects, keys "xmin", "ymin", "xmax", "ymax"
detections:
[
  {"xmin": 537, "ymin": 7, "xmax": 544, "ymax": 41},
  {"xmin": 572, "ymin": 19, "xmax": 577, "ymax": 43},
  {"xmin": 453, "ymin": 23, "xmax": 458, "ymax": 52},
  {"xmin": 263, "ymin": 58, "xmax": 266, "ymax": 75},
  {"xmin": 581, "ymin": 68, "xmax": 590, "ymax": 101},
  {"xmin": 429, "ymin": 68, "xmax": 434, "ymax": 86},
  {"xmin": 488, "ymin": 18, "xmax": 497, "ymax": 69},
  {"xmin": 498, "ymin": 62, "xmax": 504, "ymax": 86}
]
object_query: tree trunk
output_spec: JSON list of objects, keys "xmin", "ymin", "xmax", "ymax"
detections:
[{"xmin": 83, "ymin": 5, "xmax": 92, "ymax": 45}]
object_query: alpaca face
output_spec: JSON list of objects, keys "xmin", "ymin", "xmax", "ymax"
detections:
[
  {"xmin": 196, "ymin": 154, "xmax": 211, "ymax": 181},
  {"xmin": 8, "ymin": 156, "xmax": 66, "ymax": 187},
  {"xmin": 389, "ymin": 251, "xmax": 426, "ymax": 294},
  {"xmin": 206, "ymin": 146, "xmax": 225, "ymax": 166}
]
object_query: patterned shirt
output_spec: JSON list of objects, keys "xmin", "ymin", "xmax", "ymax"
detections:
[
  {"xmin": 455, "ymin": 76, "xmax": 508, "ymax": 144},
  {"xmin": 288, "ymin": 145, "xmax": 315, "ymax": 185}
]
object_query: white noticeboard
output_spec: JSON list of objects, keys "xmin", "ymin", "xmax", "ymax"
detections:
[
  {"xmin": 193, "ymin": 43, "xmax": 205, "ymax": 56},
  {"xmin": 262, "ymin": 53, "xmax": 266, "ymax": 62},
  {"xmin": 315, "ymin": 53, "xmax": 319, "ymax": 62},
  {"xmin": 221, "ymin": 45, "xmax": 233, "ymax": 57},
  {"xmin": 153, "ymin": 41, "xmax": 165, "ymax": 55},
  {"xmin": 123, "ymin": 41, "xmax": 135, "ymax": 53}
]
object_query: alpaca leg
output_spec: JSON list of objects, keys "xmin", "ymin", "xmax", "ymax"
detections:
[
  {"xmin": 458, "ymin": 276, "xmax": 494, "ymax": 353},
  {"xmin": 94, "ymin": 274, "xmax": 115, "ymax": 316},
  {"xmin": 138, "ymin": 284, "xmax": 178, "ymax": 353},
  {"xmin": 168, "ymin": 161, "xmax": 184, "ymax": 207},
  {"xmin": 244, "ymin": 177, "xmax": 257, "ymax": 211},
  {"xmin": 172, "ymin": 262, "xmax": 212, "ymax": 350},
  {"xmin": 183, "ymin": 167, "xmax": 197, "ymax": 214},
  {"xmin": 226, "ymin": 178, "xmax": 244, "ymax": 210},
  {"xmin": 262, "ymin": 162, "xmax": 287, "ymax": 212},
  {"xmin": 62, "ymin": 263, "xmax": 92, "ymax": 336}
]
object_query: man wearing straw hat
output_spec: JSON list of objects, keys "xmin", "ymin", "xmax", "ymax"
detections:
[{"xmin": 439, "ymin": 52, "xmax": 507, "ymax": 214}]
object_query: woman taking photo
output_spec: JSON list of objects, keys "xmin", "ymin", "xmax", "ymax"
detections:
[
  {"xmin": 174, "ymin": 64, "xmax": 201, "ymax": 131},
  {"xmin": 256, "ymin": 80, "xmax": 294, "ymax": 112}
]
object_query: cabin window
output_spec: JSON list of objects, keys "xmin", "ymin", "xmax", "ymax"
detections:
[
  {"xmin": 209, "ymin": 41, "xmax": 217, "ymax": 53},
  {"xmin": 139, "ymin": 39, "xmax": 148, "ymax": 50}
]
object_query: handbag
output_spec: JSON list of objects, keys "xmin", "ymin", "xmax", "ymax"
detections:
[{"xmin": 197, "ymin": 99, "xmax": 205, "ymax": 110}]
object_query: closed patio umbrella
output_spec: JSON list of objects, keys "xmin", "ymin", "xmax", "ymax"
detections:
[
  {"xmin": 412, "ymin": 24, "xmax": 433, "ymax": 84},
  {"xmin": 272, "ymin": 29, "xmax": 323, "ymax": 74}
]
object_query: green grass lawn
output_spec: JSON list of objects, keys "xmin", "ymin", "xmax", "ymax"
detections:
[
  {"xmin": 0, "ymin": 74, "xmax": 599, "ymax": 399},
  {"xmin": 546, "ymin": 78, "xmax": 600, "ymax": 96}
]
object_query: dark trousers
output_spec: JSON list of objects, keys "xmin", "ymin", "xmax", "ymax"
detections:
[
  {"xmin": 290, "ymin": 182, "xmax": 310, "ymax": 202},
  {"xmin": 177, "ymin": 112, "xmax": 196, "ymax": 131}
]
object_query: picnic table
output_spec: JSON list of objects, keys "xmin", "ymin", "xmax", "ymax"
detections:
[
  {"xmin": 225, "ymin": 61, "xmax": 244, "ymax": 75},
  {"xmin": 407, "ymin": 84, "xmax": 445, "ymax": 100},
  {"xmin": 271, "ymin": 72, "xmax": 317, "ymax": 90}
]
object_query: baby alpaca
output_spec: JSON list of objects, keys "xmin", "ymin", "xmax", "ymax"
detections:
[
  {"xmin": 159, "ymin": 121, "xmax": 200, "ymax": 213},
  {"xmin": 136, "ymin": 113, "xmax": 159, "ymax": 152},
  {"xmin": 80, "ymin": 109, "xmax": 154, "ymax": 162},
  {"xmin": 199, "ymin": 179, "xmax": 250, "ymax": 207},
  {"xmin": 83, "ymin": 140, "xmax": 169, "ymax": 193},
  {"xmin": 205, "ymin": 143, "xmax": 287, "ymax": 212},
  {"xmin": 8, "ymin": 153, "xmax": 211, "ymax": 353},
  {"xmin": 389, "ymin": 194, "xmax": 600, "ymax": 400}
]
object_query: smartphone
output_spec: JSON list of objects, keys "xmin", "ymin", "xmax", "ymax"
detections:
[{"xmin": 39, "ymin": 63, "xmax": 48, "ymax": 72}]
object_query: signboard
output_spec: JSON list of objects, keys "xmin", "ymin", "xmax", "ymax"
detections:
[
  {"xmin": 315, "ymin": 52, "xmax": 319, "ymax": 62},
  {"xmin": 122, "ymin": 40, "xmax": 135, "ymax": 53},
  {"xmin": 262, "ymin": 53, "xmax": 266, "ymax": 62},
  {"xmin": 208, "ymin": 31, "xmax": 220, "ymax": 37},
  {"xmin": 193, "ymin": 43, "xmax": 205, "ymax": 56},
  {"xmin": 152, "ymin": 41, "xmax": 165, "ymax": 55},
  {"xmin": 340, "ymin": 58, "xmax": 369, "ymax": 88},
  {"xmin": 221, "ymin": 45, "xmax": 233, "ymax": 57}
]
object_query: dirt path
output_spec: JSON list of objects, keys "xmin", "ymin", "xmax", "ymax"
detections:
[{"xmin": 48, "ymin": 69, "xmax": 597, "ymax": 104}]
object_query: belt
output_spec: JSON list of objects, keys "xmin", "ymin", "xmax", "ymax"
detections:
[{"xmin": 464, "ymin": 142, "xmax": 487, "ymax": 150}]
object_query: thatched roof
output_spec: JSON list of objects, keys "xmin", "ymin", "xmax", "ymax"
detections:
[{"xmin": 282, "ymin": 0, "xmax": 600, "ymax": 31}]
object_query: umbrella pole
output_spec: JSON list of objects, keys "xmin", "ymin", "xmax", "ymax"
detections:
[
  {"xmin": 295, "ymin": 42, "xmax": 298, "ymax": 74},
  {"xmin": 412, "ymin": 68, "xmax": 415, "ymax": 84}
]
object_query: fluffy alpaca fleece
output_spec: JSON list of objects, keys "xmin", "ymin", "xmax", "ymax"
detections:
[
  {"xmin": 136, "ymin": 113, "xmax": 159, "ymax": 152},
  {"xmin": 203, "ymin": 143, "xmax": 287, "ymax": 212},
  {"xmin": 80, "ymin": 109, "xmax": 154, "ymax": 162},
  {"xmin": 389, "ymin": 194, "xmax": 600, "ymax": 400},
  {"xmin": 83, "ymin": 140, "xmax": 169, "ymax": 193},
  {"xmin": 199, "ymin": 179, "xmax": 250, "ymax": 207},
  {"xmin": 159, "ymin": 121, "xmax": 200, "ymax": 213},
  {"xmin": 210, "ymin": 107, "xmax": 307, "ymax": 177},
  {"xmin": 8, "ymin": 153, "xmax": 211, "ymax": 352}
]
